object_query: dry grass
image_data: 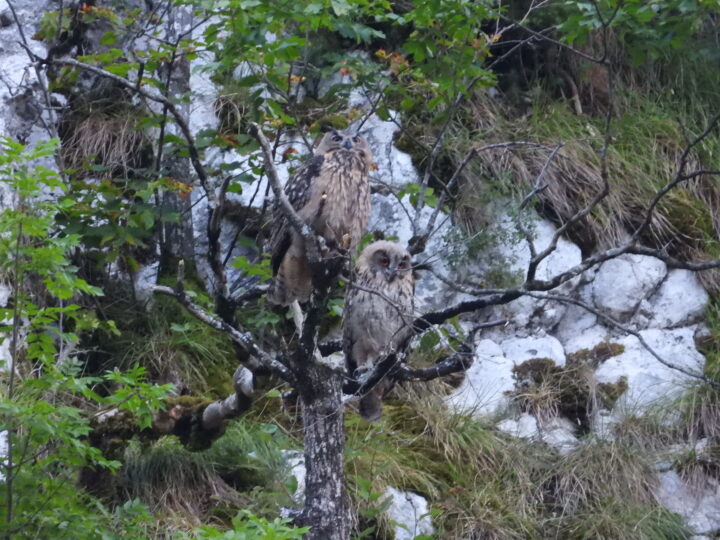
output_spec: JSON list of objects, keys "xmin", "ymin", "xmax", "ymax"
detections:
[
  {"xmin": 59, "ymin": 99, "xmax": 152, "ymax": 178},
  {"xmin": 451, "ymin": 89, "xmax": 720, "ymax": 291},
  {"xmin": 120, "ymin": 437, "xmax": 238, "ymax": 524},
  {"xmin": 343, "ymin": 378, "xmax": 690, "ymax": 539}
]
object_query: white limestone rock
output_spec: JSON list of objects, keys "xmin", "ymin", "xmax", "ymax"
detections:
[
  {"xmin": 497, "ymin": 413, "xmax": 538, "ymax": 439},
  {"xmin": 655, "ymin": 470, "xmax": 720, "ymax": 536},
  {"xmin": 500, "ymin": 335, "xmax": 566, "ymax": 367},
  {"xmin": 501, "ymin": 218, "xmax": 583, "ymax": 285},
  {"xmin": 648, "ymin": 269, "xmax": 709, "ymax": 329},
  {"xmin": 554, "ymin": 282, "xmax": 610, "ymax": 354},
  {"xmin": 354, "ymin": 111, "xmax": 419, "ymax": 189},
  {"xmin": 445, "ymin": 339, "xmax": 514, "ymax": 417},
  {"xmin": 282, "ymin": 450, "xmax": 306, "ymax": 505},
  {"xmin": 592, "ymin": 254, "xmax": 667, "ymax": 320},
  {"xmin": 482, "ymin": 216, "xmax": 583, "ymax": 329},
  {"xmin": 540, "ymin": 417, "xmax": 579, "ymax": 455},
  {"xmin": 594, "ymin": 327, "xmax": 705, "ymax": 415},
  {"xmin": 497, "ymin": 414, "xmax": 577, "ymax": 454},
  {"xmin": 384, "ymin": 486, "xmax": 434, "ymax": 540}
]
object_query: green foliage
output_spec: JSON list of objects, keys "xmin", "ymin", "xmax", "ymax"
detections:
[
  {"xmin": 100, "ymin": 290, "xmax": 238, "ymax": 396},
  {"xmin": 559, "ymin": 0, "xmax": 720, "ymax": 63},
  {"xmin": 0, "ymin": 139, "xmax": 172, "ymax": 538},
  {"xmin": 179, "ymin": 510, "xmax": 309, "ymax": 539}
]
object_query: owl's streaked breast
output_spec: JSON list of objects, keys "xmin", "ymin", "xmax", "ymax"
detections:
[{"xmin": 312, "ymin": 150, "xmax": 371, "ymax": 248}]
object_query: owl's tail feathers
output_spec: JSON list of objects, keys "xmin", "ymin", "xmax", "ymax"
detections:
[
  {"xmin": 359, "ymin": 387, "xmax": 384, "ymax": 422},
  {"xmin": 267, "ymin": 257, "xmax": 312, "ymax": 306},
  {"xmin": 267, "ymin": 277, "xmax": 293, "ymax": 306}
]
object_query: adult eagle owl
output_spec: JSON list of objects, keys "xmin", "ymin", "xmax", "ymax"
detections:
[
  {"xmin": 343, "ymin": 241, "xmax": 416, "ymax": 421},
  {"xmin": 267, "ymin": 129, "xmax": 372, "ymax": 305}
]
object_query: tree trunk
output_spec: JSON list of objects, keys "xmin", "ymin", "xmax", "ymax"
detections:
[{"xmin": 299, "ymin": 365, "xmax": 350, "ymax": 540}]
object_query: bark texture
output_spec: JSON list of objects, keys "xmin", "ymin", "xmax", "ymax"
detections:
[{"xmin": 299, "ymin": 365, "xmax": 350, "ymax": 540}]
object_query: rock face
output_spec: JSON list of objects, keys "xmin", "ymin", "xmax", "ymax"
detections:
[
  {"xmin": 655, "ymin": 470, "xmax": 720, "ymax": 537},
  {"xmin": 0, "ymin": 0, "xmax": 52, "ymax": 142},
  {"xmin": 445, "ymin": 339, "xmax": 515, "ymax": 417},
  {"xmin": 384, "ymin": 486, "xmax": 434, "ymax": 540},
  {"xmin": 592, "ymin": 254, "xmax": 667, "ymax": 320},
  {"xmin": 499, "ymin": 335, "xmax": 566, "ymax": 367},
  {"xmin": 595, "ymin": 327, "xmax": 705, "ymax": 414},
  {"xmin": 441, "ymin": 212, "xmax": 711, "ymax": 532},
  {"xmin": 648, "ymin": 269, "xmax": 709, "ymax": 328}
]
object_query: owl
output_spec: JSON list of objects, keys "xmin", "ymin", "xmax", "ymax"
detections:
[
  {"xmin": 343, "ymin": 241, "xmax": 416, "ymax": 421},
  {"xmin": 267, "ymin": 129, "xmax": 373, "ymax": 305}
]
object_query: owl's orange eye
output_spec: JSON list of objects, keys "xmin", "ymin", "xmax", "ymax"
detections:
[
  {"xmin": 379, "ymin": 258, "xmax": 389, "ymax": 267},
  {"xmin": 352, "ymin": 136, "xmax": 360, "ymax": 143},
  {"xmin": 332, "ymin": 134, "xmax": 342, "ymax": 142},
  {"xmin": 398, "ymin": 261, "xmax": 408, "ymax": 270}
]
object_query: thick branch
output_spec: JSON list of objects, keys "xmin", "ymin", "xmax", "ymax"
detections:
[
  {"xmin": 152, "ymin": 284, "xmax": 294, "ymax": 382},
  {"xmin": 202, "ymin": 366, "xmax": 255, "ymax": 430},
  {"xmin": 395, "ymin": 352, "xmax": 474, "ymax": 382},
  {"xmin": 413, "ymin": 290, "xmax": 522, "ymax": 330}
]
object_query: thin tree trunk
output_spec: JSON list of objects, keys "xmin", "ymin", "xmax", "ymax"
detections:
[{"xmin": 300, "ymin": 365, "xmax": 350, "ymax": 540}]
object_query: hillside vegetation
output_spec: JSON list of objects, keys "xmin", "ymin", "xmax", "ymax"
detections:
[{"xmin": 0, "ymin": 0, "xmax": 719, "ymax": 538}]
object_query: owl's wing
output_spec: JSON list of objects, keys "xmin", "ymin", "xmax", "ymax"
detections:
[{"xmin": 268, "ymin": 154, "xmax": 325, "ymax": 274}]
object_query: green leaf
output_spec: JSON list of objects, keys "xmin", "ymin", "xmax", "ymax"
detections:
[{"xmin": 99, "ymin": 30, "xmax": 118, "ymax": 45}]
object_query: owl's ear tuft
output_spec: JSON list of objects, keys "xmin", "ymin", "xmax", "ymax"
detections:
[
  {"xmin": 320, "ymin": 125, "xmax": 340, "ymax": 134},
  {"xmin": 372, "ymin": 230, "xmax": 386, "ymax": 241}
]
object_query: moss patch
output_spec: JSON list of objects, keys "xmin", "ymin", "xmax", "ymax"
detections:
[{"xmin": 508, "ymin": 343, "xmax": 626, "ymax": 429}]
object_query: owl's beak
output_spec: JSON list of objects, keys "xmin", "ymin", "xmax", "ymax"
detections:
[
  {"xmin": 384, "ymin": 267, "xmax": 398, "ymax": 283},
  {"xmin": 342, "ymin": 139, "xmax": 353, "ymax": 149}
]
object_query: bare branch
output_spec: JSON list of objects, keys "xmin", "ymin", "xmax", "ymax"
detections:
[
  {"xmin": 627, "ymin": 246, "xmax": 720, "ymax": 271},
  {"xmin": 519, "ymin": 142, "xmax": 564, "ymax": 210},
  {"xmin": 631, "ymin": 115, "xmax": 720, "ymax": 242},
  {"xmin": 395, "ymin": 352, "xmax": 473, "ymax": 382},
  {"xmin": 412, "ymin": 141, "xmax": 552, "ymax": 255},
  {"xmin": 413, "ymin": 290, "xmax": 523, "ymax": 330}
]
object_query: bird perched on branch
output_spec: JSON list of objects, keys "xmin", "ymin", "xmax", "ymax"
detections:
[
  {"xmin": 343, "ymin": 241, "xmax": 416, "ymax": 421},
  {"xmin": 267, "ymin": 129, "xmax": 372, "ymax": 305}
]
